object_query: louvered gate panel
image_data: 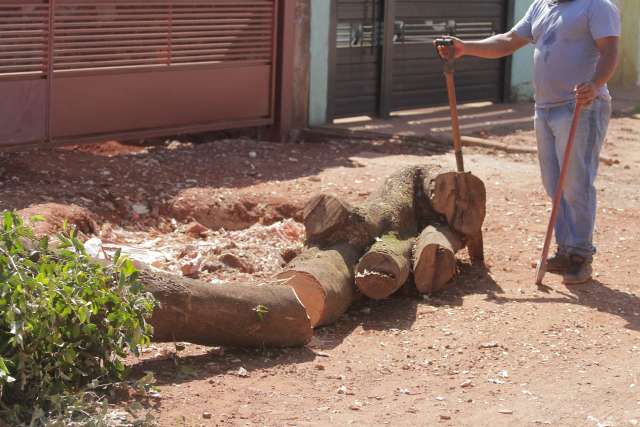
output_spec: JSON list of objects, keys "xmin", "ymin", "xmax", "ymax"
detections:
[
  {"xmin": 330, "ymin": 0, "xmax": 507, "ymax": 119},
  {"xmin": 52, "ymin": 0, "xmax": 277, "ymax": 140},
  {"xmin": 0, "ymin": 1, "xmax": 49, "ymax": 146},
  {"xmin": 53, "ymin": 2, "xmax": 274, "ymax": 70},
  {"xmin": 391, "ymin": 0, "xmax": 505, "ymax": 111},
  {"xmin": 332, "ymin": 0, "xmax": 384, "ymax": 118},
  {"xmin": 0, "ymin": 2, "xmax": 49, "ymax": 75},
  {"xmin": 0, "ymin": 0, "xmax": 278, "ymax": 147}
]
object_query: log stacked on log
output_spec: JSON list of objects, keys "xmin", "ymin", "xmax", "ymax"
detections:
[
  {"xmin": 280, "ymin": 166, "xmax": 487, "ymax": 328},
  {"xmin": 140, "ymin": 166, "xmax": 487, "ymax": 345},
  {"xmin": 18, "ymin": 166, "xmax": 486, "ymax": 348},
  {"xmin": 355, "ymin": 234, "xmax": 414, "ymax": 300}
]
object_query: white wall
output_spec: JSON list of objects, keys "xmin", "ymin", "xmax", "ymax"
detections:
[{"xmin": 510, "ymin": 0, "xmax": 535, "ymax": 101}]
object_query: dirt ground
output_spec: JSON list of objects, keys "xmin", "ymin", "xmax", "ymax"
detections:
[{"xmin": 1, "ymin": 108, "xmax": 639, "ymax": 426}]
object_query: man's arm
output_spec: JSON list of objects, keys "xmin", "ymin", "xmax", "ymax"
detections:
[
  {"xmin": 575, "ymin": 36, "xmax": 620, "ymax": 105},
  {"xmin": 435, "ymin": 31, "xmax": 530, "ymax": 60}
]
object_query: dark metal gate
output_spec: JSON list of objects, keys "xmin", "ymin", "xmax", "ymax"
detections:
[
  {"xmin": 330, "ymin": 0, "xmax": 508, "ymax": 119},
  {"xmin": 0, "ymin": 0, "xmax": 279, "ymax": 148}
]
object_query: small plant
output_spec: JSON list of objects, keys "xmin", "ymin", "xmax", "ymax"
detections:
[{"xmin": 0, "ymin": 211, "xmax": 156, "ymax": 425}]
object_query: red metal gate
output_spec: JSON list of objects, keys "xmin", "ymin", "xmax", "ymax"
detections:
[{"xmin": 0, "ymin": 0, "xmax": 278, "ymax": 148}]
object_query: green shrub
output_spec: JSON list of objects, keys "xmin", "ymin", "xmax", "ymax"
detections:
[{"xmin": 0, "ymin": 211, "xmax": 156, "ymax": 424}]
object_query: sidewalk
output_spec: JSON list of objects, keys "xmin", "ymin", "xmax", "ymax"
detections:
[{"xmin": 318, "ymin": 87, "xmax": 638, "ymax": 144}]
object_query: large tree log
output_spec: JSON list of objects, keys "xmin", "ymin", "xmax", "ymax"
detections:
[
  {"xmin": 413, "ymin": 225, "xmax": 464, "ymax": 295},
  {"xmin": 140, "ymin": 270, "xmax": 313, "ymax": 347},
  {"xmin": 275, "ymin": 243, "xmax": 360, "ymax": 327},
  {"xmin": 355, "ymin": 234, "xmax": 414, "ymax": 300},
  {"xmin": 425, "ymin": 171, "xmax": 486, "ymax": 262},
  {"xmin": 304, "ymin": 166, "xmax": 436, "ymax": 248}
]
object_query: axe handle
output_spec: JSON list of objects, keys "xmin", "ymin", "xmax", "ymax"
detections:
[{"xmin": 444, "ymin": 71, "xmax": 465, "ymax": 173}]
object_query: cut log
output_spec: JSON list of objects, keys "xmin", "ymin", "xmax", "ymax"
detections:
[
  {"xmin": 140, "ymin": 270, "xmax": 312, "ymax": 347},
  {"xmin": 426, "ymin": 171, "xmax": 486, "ymax": 239},
  {"xmin": 303, "ymin": 194, "xmax": 368, "ymax": 246},
  {"xmin": 304, "ymin": 166, "xmax": 436, "ymax": 248},
  {"xmin": 355, "ymin": 234, "xmax": 414, "ymax": 300},
  {"xmin": 413, "ymin": 225, "xmax": 463, "ymax": 295},
  {"xmin": 275, "ymin": 243, "xmax": 360, "ymax": 327}
]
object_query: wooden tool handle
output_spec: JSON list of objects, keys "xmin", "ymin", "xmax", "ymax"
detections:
[
  {"xmin": 445, "ymin": 72, "xmax": 465, "ymax": 173},
  {"xmin": 535, "ymin": 103, "xmax": 583, "ymax": 285}
]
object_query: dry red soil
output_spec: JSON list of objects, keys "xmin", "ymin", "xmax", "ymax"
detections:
[{"xmin": 1, "ymin": 112, "xmax": 639, "ymax": 426}]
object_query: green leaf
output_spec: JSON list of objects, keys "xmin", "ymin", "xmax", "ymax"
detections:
[{"xmin": 253, "ymin": 304, "xmax": 269, "ymax": 322}]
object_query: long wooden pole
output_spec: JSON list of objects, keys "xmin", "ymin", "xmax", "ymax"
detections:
[{"xmin": 535, "ymin": 104, "xmax": 583, "ymax": 285}]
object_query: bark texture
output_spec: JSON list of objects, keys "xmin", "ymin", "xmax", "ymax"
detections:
[
  {"xmin": 355, "ymin": 234, "xmax": 414, "ymax": 300},
  {"xmin": 413, "ymin": 225, "xmax": 463, "ymax": 295},
  {"xmin": 141, "ymin": 270, "xmax": 313, "ymax": 347},
  {"xmin": 304, "ymin": 166, "xmax": 436, "ymax": 248}
]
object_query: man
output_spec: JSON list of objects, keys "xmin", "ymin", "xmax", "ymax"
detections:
[{"xmin": 437, "ymin": 0, "xmax": 621, "ymax": 284}]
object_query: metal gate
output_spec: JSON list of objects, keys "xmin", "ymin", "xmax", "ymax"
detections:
[
  {"xmin": 0, "ymin": 0, "xmax": 278, "ymax": 148},
  {"xmin": 329, "ymin": 0, "xmax": 508, "ymax": 119}
]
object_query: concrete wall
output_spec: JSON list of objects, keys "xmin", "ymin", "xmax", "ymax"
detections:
[
  {"xmin": 308, "ymin": 0, "xmax": 331, "ymax": 126},
  {"xmin": 611, "ymin": 0, "xmax": 640, "ymax": 87},
  {"xmin": 510, "ymin": 0, "xmax": 535, "ymax": 101}
]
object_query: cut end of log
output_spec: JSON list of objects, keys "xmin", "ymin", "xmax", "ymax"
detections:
[
  {"xmin": 427, "ymin": 172, "xmax": 487, "ymax": 237},
  {"xmin": 355, "ymin": 272, "xmax": 397, "ymax": 300},
  {"xmin": 355, "ymin": 250, "xmax": 407, "ymax": 300},
  {"xmin": 276, "ymin": 271, "xmax": 326, "ymax": 327}
]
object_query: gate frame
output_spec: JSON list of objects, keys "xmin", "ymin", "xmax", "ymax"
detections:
[{"xmin": 327, "ymin": 0, "xmax": 515, "ymax": 121}]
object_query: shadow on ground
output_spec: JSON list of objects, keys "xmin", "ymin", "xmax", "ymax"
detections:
[
  {"xmin": 127, "ymin": 262, "xmax": 499, "ymax": 387},
  {"xmin": 490, "ymin": 279, "xmax": 640, "ymax": 332}
]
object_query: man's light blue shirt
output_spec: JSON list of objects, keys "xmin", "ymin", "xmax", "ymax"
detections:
[{"xmin": 512, "ymin": 0, "xmax": 621, "ymax": 107}]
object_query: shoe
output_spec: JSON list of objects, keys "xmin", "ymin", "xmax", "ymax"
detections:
[
  {"xmin": 546, "ymin": 252, "xmax": 570, "ymax": 275},
  {"xmin": 563, "ymin": 255, "xmax": 593, "ymax": 285}
]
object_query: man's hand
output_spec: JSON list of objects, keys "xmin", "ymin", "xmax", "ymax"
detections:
[
  {"xmin": 434, "ymin": 36, "xmax": 465, "ymax": 60},
  {"xmin": 575, "ymin": 82, "xmax": 598, "ymax": 106}
]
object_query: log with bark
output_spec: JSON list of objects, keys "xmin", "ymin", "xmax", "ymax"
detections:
[
  {"xmin": 275, "ymin": 243, "xmax": 360, "ymax": 328},
  {"xmin": 140, "ymin": 269, "xmax": 313, "ymax": 347},
  {"xmin": 304, "ymin": 166, "xmax": 435, "ymax": 248},
  {"xmin": 412, "ymin": 225, "xmax": 463, "ymax": 295},
  {"xmin": 355, "ymin": 233, "xmax": 414, "ymax": 300}
]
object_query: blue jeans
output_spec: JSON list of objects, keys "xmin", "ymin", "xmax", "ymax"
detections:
[{"xmin": 534, "ymin": 98, "xmax": 612, "ymax": 260}]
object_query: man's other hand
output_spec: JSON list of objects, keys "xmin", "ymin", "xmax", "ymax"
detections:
[
  {"xmin": 575, "ymin": 82, "xmax": 598, "ymax": 106},
  {"xmin": 434, "ymin": 36, "xmax": 465, "ymax": 60}
]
